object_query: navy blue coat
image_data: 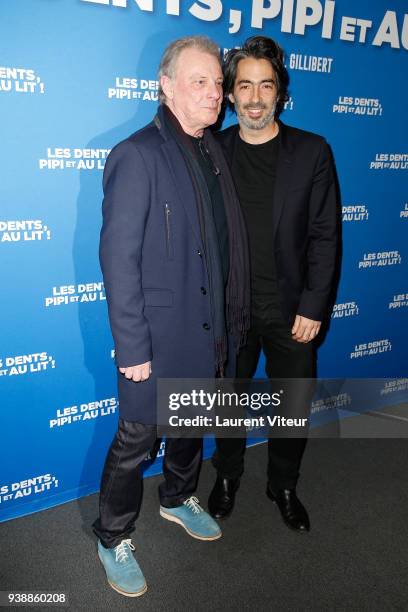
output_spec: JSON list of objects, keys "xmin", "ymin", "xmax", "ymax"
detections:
[{"xmin": 100, "ymin": 106, "xmax": 234, "ymax": 423}]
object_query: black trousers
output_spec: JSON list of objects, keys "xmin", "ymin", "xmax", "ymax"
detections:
[
  {"xmin": 93, "ymin": 419, "xmax": 202, "ymax": 548},
  {"xmin": 213, "ymin": 310, "xmax": 315, "ymax": 490}
]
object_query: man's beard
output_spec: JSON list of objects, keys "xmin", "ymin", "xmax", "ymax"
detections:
[{"xmin": 237, "ymin": 101, "xmax": 277, "ymax": 131}]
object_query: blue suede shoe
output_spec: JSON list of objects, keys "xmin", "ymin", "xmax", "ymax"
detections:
[
  {"xmin": 97, "ymin": 539, "xmax": 147, "ymax": 597},
  {"xmin": 160, "ymin": 496, "xmax": 222, "ymax": 541}
]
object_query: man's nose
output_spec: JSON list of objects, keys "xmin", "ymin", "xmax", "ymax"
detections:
[
  {"xmin": 250, "ymin": 86, "xmax": 260, "ymax": 103},
  {"xmin": 208, "ymin": 82, "xmax": 222, "ymax": 100}
]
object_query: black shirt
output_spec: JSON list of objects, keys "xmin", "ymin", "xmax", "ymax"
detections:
[
  {"xmin": 232, "ymin": 132, "xmax": 281, "ymax": 316},
  {"xmin": 189, "ymin": 135, "xmax": 229, "ymax": 285}
]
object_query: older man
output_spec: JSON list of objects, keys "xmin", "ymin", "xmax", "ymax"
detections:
[{"xmin": 93, "ymin": 36, "xmax": 249, "ymax": 597}]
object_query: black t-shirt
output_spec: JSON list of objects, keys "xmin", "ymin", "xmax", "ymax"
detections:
[
  {"xmin": 189, "ymin": 135, "xmax": 229, "ymax": 285},
  {"xmin": 232, "ymin": 132, "xmax": 280, "ymax": 315}
]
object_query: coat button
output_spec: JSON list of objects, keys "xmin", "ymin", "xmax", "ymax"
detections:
[
  {"xmin": 202, "ymin": 323, "xmax": 210, "ymax": 330},
  {"xmin": 197, "ymin": 250, "xmax": 202, "ymax": 257},
  {"xmin": 200, "ymin": 287, "xmax": 207, "ymax": 295}
]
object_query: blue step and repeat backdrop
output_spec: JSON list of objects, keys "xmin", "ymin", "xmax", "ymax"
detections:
[{"xmin": 1, "ymin": 0, "xmax": 407, "ymax": 522}]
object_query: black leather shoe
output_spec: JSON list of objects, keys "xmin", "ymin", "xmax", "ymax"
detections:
[
  {"xmin": 266, "ymin": 487, "xmax": 310, "ymax": 532},
  {"xmin": 208, "ymin": 477, "xmax": 240, "ymax": 519}
]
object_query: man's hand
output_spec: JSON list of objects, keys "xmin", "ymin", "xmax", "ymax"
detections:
[
  {"xmin": 291, "ymin": 315, "xmax": 321, "ymax": 343},
  {"xmin": 119, "ymin": 361, "xmax": 152, "ymax": 382}
]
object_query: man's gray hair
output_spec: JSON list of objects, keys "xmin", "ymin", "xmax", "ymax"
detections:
[{"xmin": 158, "ymin": 35, "xmax": 221, "ymax": 103}]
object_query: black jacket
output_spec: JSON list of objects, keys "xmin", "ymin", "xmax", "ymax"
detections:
[{"xmin": 217, "ymin": 122, "xmax": 338, "ymax": 323}]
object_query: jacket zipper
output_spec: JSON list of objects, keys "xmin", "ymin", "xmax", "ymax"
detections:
[{"xmin": 164, "ymin": 202, "xmax": 173, "ymax": 258}]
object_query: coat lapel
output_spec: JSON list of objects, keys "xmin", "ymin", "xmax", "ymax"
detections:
[
  {"xmin": 155, "ymin": 110, "xmax": 204, "ymax": 251},
  {"xmin": 220, "ymin": 121, "xmax": 294, "ymax": 242},
  {"xmin": 218, "ymin": 125, "xmax": 238, "ymax": 163},
  {"xmin": 271, "ymin": 121, "xmax": 293, "ymax": 242}
]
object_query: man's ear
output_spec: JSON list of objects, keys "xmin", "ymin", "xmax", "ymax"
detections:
[
  {"xmin": 228, "ymin": 92, "xmax": 235, "ymax": 104},
  {"xmin": 160, "ymin": 75, "xmax": 174, "ymax": 100}
]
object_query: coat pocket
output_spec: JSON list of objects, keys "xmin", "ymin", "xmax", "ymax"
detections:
[
  {"xmin": 143, "ymin": 288, "xmax": 174, "ymax": 307},
  {"xmin": 164, "ymin": 202, "xmax": 174, "ymax": 259}
]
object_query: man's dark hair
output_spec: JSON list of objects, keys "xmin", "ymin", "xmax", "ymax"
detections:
[{"xmin": 224, "ymin": 36, "xmax": 289, "ymax": 117}]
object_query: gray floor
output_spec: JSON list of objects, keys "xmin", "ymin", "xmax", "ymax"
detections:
[{"xmin": 1, "ymin": 436, "xmax": 407, "ymax": 611}]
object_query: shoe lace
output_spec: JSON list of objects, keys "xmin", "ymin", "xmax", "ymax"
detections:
[
  {"xmin": 183, "ymin": 496, "xmax": 203, "ymax": 514},
  {"xmin": 115, "ymin": 539, "xmax": 135, "ymax": 563}
]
